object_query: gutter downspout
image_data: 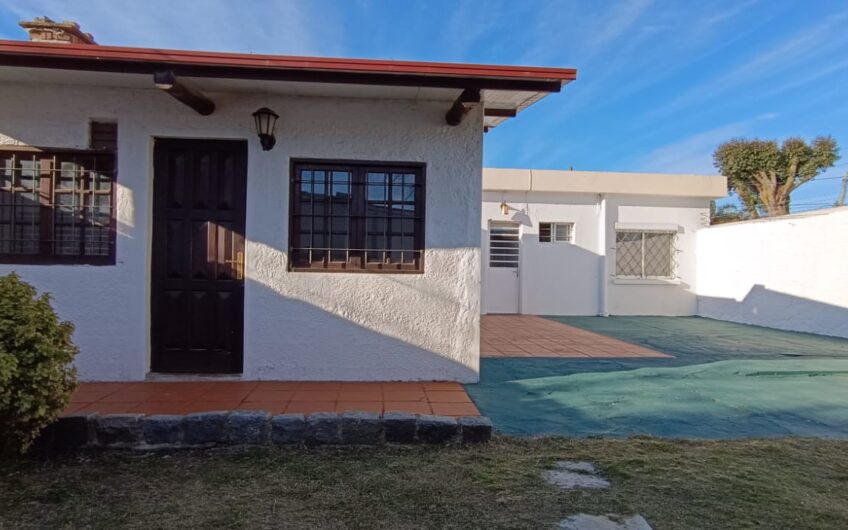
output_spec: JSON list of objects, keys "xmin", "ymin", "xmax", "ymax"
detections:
[{"xmin": 598, "ymin": 193, "xmax": 609, "ymax": 316}]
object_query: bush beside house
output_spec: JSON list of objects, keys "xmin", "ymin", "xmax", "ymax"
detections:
[{"xmin": 0, "ymin": 273, "xmax": 78, "ymax": 456}]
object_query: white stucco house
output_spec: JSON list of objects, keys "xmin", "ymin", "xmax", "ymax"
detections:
[
  {"xmin": 482, "ymin": 168, "xmax": 727, "ymax": 316},
  {"xmin": 0, "ymin": 19, "xmax": 576, "ymax": 382}
]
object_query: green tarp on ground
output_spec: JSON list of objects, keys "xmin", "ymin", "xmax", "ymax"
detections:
[{"xmin": 465, "ymin": 317, "xmax": 848, "ymax": 438}]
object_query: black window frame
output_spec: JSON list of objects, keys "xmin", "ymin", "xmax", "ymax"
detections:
[
  {"xmin": 0, "ymin": 148, "xmax": 117, "ymax": 265},
  {"xmin": 289, "ymin": 159, "xmax": 426, "ymax": 273}
]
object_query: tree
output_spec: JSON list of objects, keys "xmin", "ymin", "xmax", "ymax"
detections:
[
  {"xmin": 713, "ymin": 137, "xmax": 839, "ymax": 217},
  {"xmin": 711, "ymin": 203, "xmax": 748, "ymax": 224}
]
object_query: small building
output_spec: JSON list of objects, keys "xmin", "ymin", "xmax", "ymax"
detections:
[
  {"xmin": 482, "ymin": 168, "xmax": 727, "ymax": 316},
  {"xmin": 0, "ymin": 19, "xmax": 576, "ymax": 382}
]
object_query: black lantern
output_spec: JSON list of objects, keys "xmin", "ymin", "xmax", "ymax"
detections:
[{"xmin": 252, "ymin": 107, "xmax": 279, "ymax": 151}]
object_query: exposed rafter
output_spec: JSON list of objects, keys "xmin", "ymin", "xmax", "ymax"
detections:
[
  {"xmin": 445, "ymin": 89, "xmax": 481, "ymax": 126},
  {"xmin": 484, "ymin": 108, "xmax": 517, "ymax": 118},
  {"xmin": 153, "ymin": 70, "xmax": 215, "ymax": 116}
]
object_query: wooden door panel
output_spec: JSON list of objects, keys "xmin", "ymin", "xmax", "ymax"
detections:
[{"xmin": 151, "ymin": 139, "xmax": 247, "ymax": 373}]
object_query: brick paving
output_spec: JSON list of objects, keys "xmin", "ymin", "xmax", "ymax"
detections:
[
  {"xmin": 481, "ymin": 315, "xmax": 671, "ymax": 358},
  {"xmin": 63, "ymin": 381, "xmax": 479, "ymax": 417}
]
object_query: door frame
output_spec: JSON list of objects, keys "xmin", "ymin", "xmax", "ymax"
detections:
[{"xmin": 149, "ymin": 137, "xmax": 248, "ymax": 374}]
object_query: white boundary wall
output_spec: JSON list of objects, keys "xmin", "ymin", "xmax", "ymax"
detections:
[
  {"xmin": 696, "ymin": 207, "xmax": 848, "ymax": 338},
  {"xmin": 0, "ymin": 82, "xmax": 482, "ymax": 382}
]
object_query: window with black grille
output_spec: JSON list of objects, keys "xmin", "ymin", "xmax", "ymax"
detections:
[
  {"xmin": 539, "ymin": 222, "xmax": 574, "ymax": 243},
  {"xmin": 289, "ymin": 161, "xmax": 424, "ymax": 272},
  {"xmin": 615, "ymin": 230, "xmax": 676, "ymax": 279},
  {"xmin": 0, "ymin": 150, "xmax": 116, "ymax": 264}
]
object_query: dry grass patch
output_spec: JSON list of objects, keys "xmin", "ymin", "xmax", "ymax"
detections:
[{"xmin": 2, "ymin": 437, "xmax": 848, "ymax": 529}]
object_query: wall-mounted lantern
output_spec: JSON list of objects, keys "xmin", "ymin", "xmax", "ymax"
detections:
[
  {"xmin": 252, "ymin": 107, "xmax": 279, "ymax": 151},
  {"xmin": 500, "ymin": 200, "xmax": 511, "ymax": 216}
]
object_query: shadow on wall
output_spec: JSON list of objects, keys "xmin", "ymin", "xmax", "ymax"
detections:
[
  {"xmin": 698, "ymin": 284, "xmax": 848, "ymax": 340},
  {"xmin": 243, "ymin": 241, "xmax": 480, "ymax": 382},
  {"xmin": 244, "ymin": 278, "xmax": 479, "ymax": 381}
]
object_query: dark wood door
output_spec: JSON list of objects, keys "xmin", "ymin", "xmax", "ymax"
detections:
[{"xmin": 151, "ymin": 139, "xmax": 247, "ymax": 373}]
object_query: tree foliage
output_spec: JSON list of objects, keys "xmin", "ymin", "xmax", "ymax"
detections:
[
  {"xmin": 713, "ymin": 136, "xmax": 839, "ymax": 217},
  {"xmin": 0, "ymin": 273, "xmax": 78, "ymax": 456}
]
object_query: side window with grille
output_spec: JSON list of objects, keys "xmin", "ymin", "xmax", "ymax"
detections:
[{"xmin": 615, "ymin": 230, "xmax": 676, "ymax": 279}]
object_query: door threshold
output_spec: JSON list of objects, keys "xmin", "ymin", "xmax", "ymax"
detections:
[{"xmin": 146, "ymin": 372, "xmax": 244, "ymax": 382}]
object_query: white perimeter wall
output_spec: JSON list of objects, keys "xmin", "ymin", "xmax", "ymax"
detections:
[
  {"xmin": 481, "ymin": 192, "xmax": 710, "ymax": 316},
  {"xmin": 0, "ymin": 82, "xmax": 482, "ymax": 382},
  {"xmin": 697, "ymin": 207, "xmax": 848, "ymax": 339}
]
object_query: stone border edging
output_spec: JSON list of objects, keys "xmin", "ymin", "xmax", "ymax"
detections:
[{"xmin": 37, "ymin": 411, "xmax": 493, "ymax": 450}]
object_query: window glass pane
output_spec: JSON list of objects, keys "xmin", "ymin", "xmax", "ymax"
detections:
[
  {"xmin": 539, "ymin": 222, "xmax": 552, "ymax": 243},
  {"xmin": 644, "ymin": 232, "xmax": 674, "ymax": 278},
  {"xmin": 615, "ymin": 231, "xmax": 643, "ymax": 277},
  {"xmin": 554, "ymin": 223, "xmax": 572, "ymax": 242}
]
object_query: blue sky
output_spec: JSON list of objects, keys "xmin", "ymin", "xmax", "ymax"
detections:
[{"xmin": 2, "ymin": 0, "xmax": 847, "ymax": 211}]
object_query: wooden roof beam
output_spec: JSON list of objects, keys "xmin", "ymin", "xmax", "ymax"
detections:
[
  {"xmin": 154, "ymin": 70, "xmax": 215, "ymax": 116},
  {"xmin": 445, "ymin": 88, "xmax": 481, "ymax": 126}
]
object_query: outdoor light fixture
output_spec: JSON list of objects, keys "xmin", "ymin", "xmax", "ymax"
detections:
[
  {"xmin": 500, "ymin": 200, "xmax": 511, "ymax": 216},
  {"xmin": 252, "ymin": 107, "xmax": 279, "ymax": 151}
]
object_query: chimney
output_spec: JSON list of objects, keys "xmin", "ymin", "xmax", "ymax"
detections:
[{"xmin": 19, "ymin": 17, "xmax": 96, "ymax": 45}]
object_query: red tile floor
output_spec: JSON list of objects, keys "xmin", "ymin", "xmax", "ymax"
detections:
[
  {"xmin": 481, "ymin": 315, "xmax": 671, "ymax": 358},
  {"xmin": 63, "ymin": 381, "xmax": 479, "ymax": 417}
]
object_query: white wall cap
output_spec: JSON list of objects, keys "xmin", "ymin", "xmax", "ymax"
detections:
[{"xmin": 483, "ymin": 168, "xmax": 727, "ymax": 198}]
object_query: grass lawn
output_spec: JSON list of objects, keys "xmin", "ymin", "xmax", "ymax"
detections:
[{"xmin": 3, "ymin": 437, "xmax": 848, "ymax": 529}]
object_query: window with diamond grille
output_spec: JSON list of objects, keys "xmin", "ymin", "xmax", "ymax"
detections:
[
  {"xmin": 615, "ymin": 230, "xmax": 676, "ymax": 279},
  {"xmin": 0, "ymin": 150, "xmax": 116, "ymax": 264},
  {"xmin": 539, "ymin": 222, "xmax": 574, "ymax": 243},
  {"xmin": 289, "ymin": 161, "xmax": 424, "ymax": 272}
]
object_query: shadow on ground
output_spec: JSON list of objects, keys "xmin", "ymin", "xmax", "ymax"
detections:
[{"xmin": 466, "ymin": 316, "xmax": 848, "ymax": 438}]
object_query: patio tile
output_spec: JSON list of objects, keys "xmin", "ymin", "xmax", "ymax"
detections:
[
  {"xmin": 481, "ymin": 315, "xmax": 669, "ymax": 359},
  {"xmin": 422, "ymin": 382, "xmax": 463, "ymax": 391},
  {"xmin": 426, "ymin": 390, "xmax": 472, "ymax": 403},
  {"xmin": 132, "ymin": 402, "xmax": 190, "ymax": 415},
  {"xmin": 384, "ymin": 401, "xmax": 432, "ymax": 415},
  {"xmin": 197, "ymin": 389, "xmax": 253, "ymax": 402},
  {"xmin": 244, "ymin": 390, "xmax": 295, "ymax": 403},
  {"xmin": 299, "ymin": 382, "xmax": 342, "ymax": 390},
  {"xmin": 69, "ymin": 390, "xmax": 115, "ymax": 403},
  {"xmin": 78, "ymin": 402, "xmax": 142, "ymax": 415},
  {"xmin": 60, "ymin": 380, "xmax": 479, "ymax": 418},
  {"xmin": 335, "ymin": 401, "xmax": 383, "ymax": 414},
  {"xmin": 430, "ymin": 402, "xmax": 480, "ymax": 416},
  {"xmin": 290, "ymin": 390, "xmax": 340, "ymax": 402},
  {"xmin": 255, "ymin": 381, "xmax": 301, "ymax": 391},
  {"xmin": 181, "ymin": 402, "xmax": 241, "ymax": 414},
  {"xmin": 339, "ymin": 382, "xmax": 383, "ymax": 391},
  {"xmin": 383, "ymin": 389, "xmax": 427, "ymax": 401},
  {"xmin": 337, "ymin": 390, "xmax": 382, "ymax": 401},
  {"xmin": 77, "ymin": 382, "xmax": 128, "ymax": 392}
]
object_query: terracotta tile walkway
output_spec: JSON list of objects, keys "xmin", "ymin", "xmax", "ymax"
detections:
[
  {"xmin": 63, "ymin": 381, "xmax": 479, "ymax": 417},
  {"xmin": 481, "ymin": 315, "xmax": 671, "ymax": 358}
]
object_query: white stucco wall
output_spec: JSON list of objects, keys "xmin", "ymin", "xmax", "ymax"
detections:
[
  {"xmin": 481, "ymin": 191, "xmax": 710, "ymax": 316},
  {"xmin": 0, "ymin": 81, "xmax": 482, "ymax": 382},
  {"xmin": 697, "ymin": 207, "xmax": 848, "ymax": 338}
]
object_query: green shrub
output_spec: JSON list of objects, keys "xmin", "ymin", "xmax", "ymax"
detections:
[{"xmin": 0, "ymin": 272, "xmax": 78, "ymax": 456}]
